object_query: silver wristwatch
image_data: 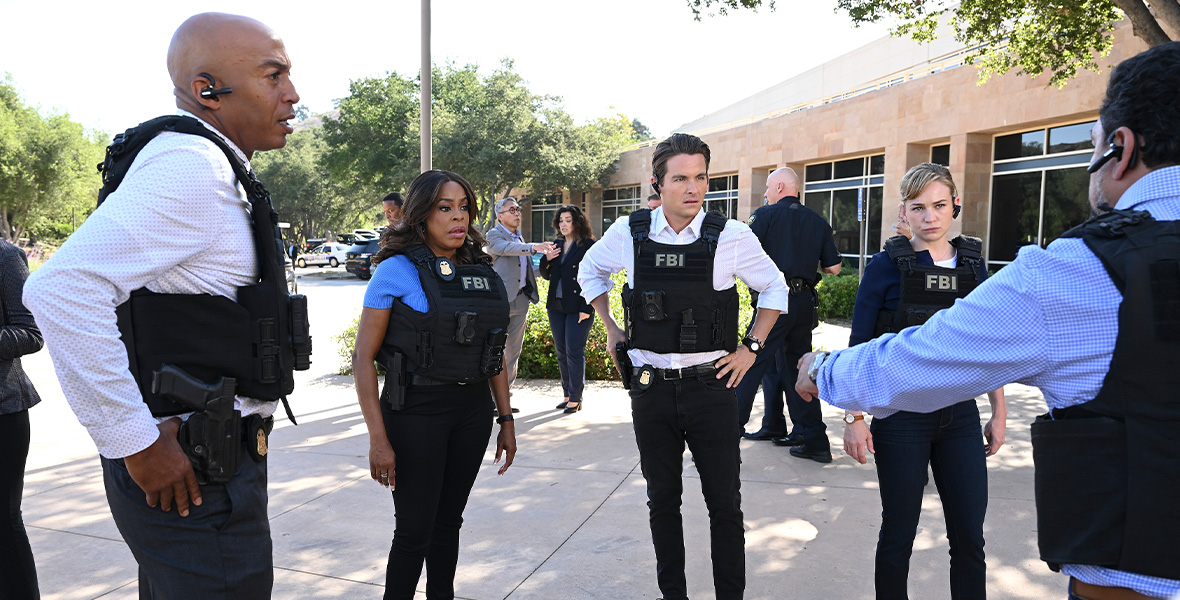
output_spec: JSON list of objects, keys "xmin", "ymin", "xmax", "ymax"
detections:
[{"xmin": 807, "ymin": 351, "xmax": 831, "ymax": 383}]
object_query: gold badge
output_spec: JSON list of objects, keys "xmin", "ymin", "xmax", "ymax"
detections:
[
  {"xmin": 747, "ymin": 214, "xmax": 756, "ymax": 225},
  {"xmin": 256, "ymin": 429, "xmax": 268, "ymax": 457},
  {"xmin": 435, "ymin": 256, "xmax": 456, "ymax": 281},
  {"xmin": 639, "ymin": 369, "xmax": 652, "ymax": 386},
  {"xmin": 439, "ymin": 260, "xmax": 453, "ymax": 277}
]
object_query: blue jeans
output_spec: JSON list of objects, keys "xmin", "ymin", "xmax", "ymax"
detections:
[
  {"xmin": 547, "ymin": 309, "xmax": 595, "ymax": 403},
  {"xmin": 630, "ymin": 373, "xmax": 745, "ymax": 600},
  {"xmin": 870, "ymin": 400, "xmax": 988, "ymax": 600}
]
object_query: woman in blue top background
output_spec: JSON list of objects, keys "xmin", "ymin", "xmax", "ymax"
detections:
[
  {"xmin": 352, "ymin": 170, "xmax": 517, "ymax": 600},
  {"xmin": 538, "ymin": 205, "xmax": 596, "ymax": 414},
  {"xmin": 843, "ymin": 163, "xmax": 1007, "ymax": 600}
]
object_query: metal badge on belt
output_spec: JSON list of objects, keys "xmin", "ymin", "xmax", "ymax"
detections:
[
  {"xmin": 245, "ymin": 414, "xmax": 272, "ymax": 462},
  {"xmin": 636, "ymin": 366, "xmax": 655, "ymax": 390}
]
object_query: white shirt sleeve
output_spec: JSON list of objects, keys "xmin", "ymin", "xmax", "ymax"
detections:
[
  {"xmin": 23, "ymin": 132, "xmax": 255, "ymax": 458},
  {"xmin": 718, "ymin": 221, "xmax": 788, "ymax": 312},
  {"xmin": 577, "ymin": 216, "xmax": 631, "ymax": 304}
]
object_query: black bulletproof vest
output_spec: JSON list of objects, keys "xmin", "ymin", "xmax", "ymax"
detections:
[
  {"xmin": 381, "ymin": 245, "xmax": 511, "ymax": 383},
  {"xmin": 622, "ymin": 209, "xmax": 739, "ymax": 354},
  {"xmin": 101, "ymin": 116, "xmax": 311, "ymax": 417},
  {"xmin": 1031, "ymin": 209, "xmax": 1180, "ymax": 579},
  {"xmin": 875, "ymin": 235, "xmax": 983, "ymax": 336}
]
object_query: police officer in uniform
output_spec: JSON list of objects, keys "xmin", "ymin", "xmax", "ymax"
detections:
[
  {"xmin": 843, "ymin": 163, "xmax": 1006, "ymax": 599},
  {"xmin": 24, "ymin": 13, "xmax": 305, "ymax": 598},
  {"xmin": 352, "ymin": 169, "xmax": 517, "ymax": 600},
  {"xmin": 798, "ymin": 43, "xmax": 1180, "ymax": 600},
  {"xmin": 737, "ymin": 168, "xmax": 842, "ymax": 465},
  {"xmin": 579, "ymin": 133, "xmax": 787, "ymax": 600}
]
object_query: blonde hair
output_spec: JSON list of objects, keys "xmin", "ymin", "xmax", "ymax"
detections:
[{"xmin": 899, "ymin": 163, "xmax": 957, "ymax": 204}]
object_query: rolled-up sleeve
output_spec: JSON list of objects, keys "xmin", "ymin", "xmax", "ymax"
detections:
[
  {"xmin": 578, "ymin": 218, "xmax": 629, "ymax": 304},
  {"xmin": 722, "ymin": 223, "xmax": 787, "ymax": 312}
]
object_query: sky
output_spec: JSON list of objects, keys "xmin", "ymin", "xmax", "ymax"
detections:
[{"xmin": 0, "ymin": 0, "xmax": 892, "ymax": 138}]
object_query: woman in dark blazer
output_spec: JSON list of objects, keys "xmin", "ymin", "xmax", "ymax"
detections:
[
  {"xmin": 538, "ymin": 205, "xmax": 596, "ymax": 414},
  {"xmin": 0, "ymin": 240, "xmax": 44, "ymax": 599}
]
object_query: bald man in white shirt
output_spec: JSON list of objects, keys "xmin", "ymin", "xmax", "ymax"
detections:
[{"xmin": 24, "ymin": 13, "xmax": 299, "ymax": 599}]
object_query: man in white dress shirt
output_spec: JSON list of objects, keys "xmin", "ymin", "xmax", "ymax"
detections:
[
  {"xmin": 578, "ymin": 133, "xmax": 787, "ymax": 600},
  {"xmin": 24, "ymin": 13, "xmax": 299, "ymax": 599}
]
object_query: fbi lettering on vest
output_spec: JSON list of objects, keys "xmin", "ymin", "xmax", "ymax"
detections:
[
  {"xmin": 654, "ymin": 253, "xmax": 686, "ymax": 268},
  {"xmin": 461, "ymin": 276, "xmax": 492, "ymax": 291},
  {"xmin": 924, "ymin": 274, "xmax": 958, "ymax": 292}
]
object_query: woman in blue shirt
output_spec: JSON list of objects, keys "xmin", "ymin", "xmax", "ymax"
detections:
[
  {"xmin": 843, "ymin": 163, "xmax": 1007, "ymax": 600},
  {"xmin": 538, "ymin": 205, "xmax": 596, "ymax": 414},
  {"xmin": 352, "ymin": 170, "xmax": 517, "ymax": 600}
]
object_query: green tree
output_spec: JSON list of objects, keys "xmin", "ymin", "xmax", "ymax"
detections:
[
  {"xmin": 320, "ymin": 72, "xmax": 420, "ymax": 197},
  {"xmin": 630, "ymin": 118, "xmax": 654, "ymax": 142},
  {"xmin": 0, "ymin": 75, "xmax": 104, "ymax": 242},
  {"xmin": 686, "ymin": 0, "xmax": 1179, "ymax": 86},
  {"xmin": 253, "ymin": 129, "xmax": 368, "ymax": 246}
]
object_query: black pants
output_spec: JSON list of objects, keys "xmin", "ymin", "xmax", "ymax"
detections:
[
  {"xmin": 0, "ymin": 409, "xmax": 38, "ymax": 600},
  {"xmin": 630, "ymin": 372, "xmax": 745, "ymax": 600},
  {"xmin": 102, "ymin": 434, "xmax": 272, "ymax": 600},
  {"xmin": 737, "ymin": 293, "xmax": 829, "ymax": 452},
  {"xmin": 871, "ymin": 401, "xmax": 988, "ymax": 599},
  {"xmin": 382, "ymin": 384, "xmax": 493, "ymax": 600}
]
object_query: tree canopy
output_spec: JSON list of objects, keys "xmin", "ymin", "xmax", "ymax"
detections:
[
  {"xmin": 320, "ymin": 60, "xmax": 638, "ymax": 230},
  {"xmin": 0, "ymin": 75, "xmax": 105, "ymax": 243},
  {"xmin": 686, "ymin": 0, "xmax": 1180, "ymax": 86}
]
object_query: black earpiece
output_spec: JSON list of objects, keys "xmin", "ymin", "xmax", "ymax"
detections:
[
  {"xmin": 198, "ymin": 73, "xmax": 233, "ymax": 101},
  {"xmin": 1086, "ymin": 130, "xmax": 1139, "ymax": 174},
  {"xmin": 651, "ymin": 174, "xmax": 660, "ymax": 195},
  {"xmin": 952, "ymin": 199, "xmax": 961, "ymax": 219}
]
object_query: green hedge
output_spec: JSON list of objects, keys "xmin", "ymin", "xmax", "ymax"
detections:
[{"xmin": 336, "ymin": 268, "xmax": 858, "ymax": 376}]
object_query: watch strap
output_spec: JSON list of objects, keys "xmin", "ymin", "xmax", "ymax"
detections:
[{"xmin": 496, "ymin": 414, "xmax": 514, "ymax": 424}]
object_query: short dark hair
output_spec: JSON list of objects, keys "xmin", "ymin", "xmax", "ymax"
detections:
[
  {"xmin": 551, "ymin": 205, "xmax": 595, "ymax": 242},
  {"xmin": 382, "ymin": 192, "xmax": 404, "ymax": 207},
  {"xmin": 647, "ymin": 193, "xmax": 660, "ymax": 201},
  {"xmin": 652, "ymin": 133, "xmax": 711, "ymax": 189},
  {"xmin": 1099, "ymin": 42, "xmax": 1180, "ymax": 169}
]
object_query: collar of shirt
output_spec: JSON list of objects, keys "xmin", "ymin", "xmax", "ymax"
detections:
[
  {"xmin": 175, "ymin": 109, "xmax": 252, "ymax": 171},
  {"xmin": 1114, "ymin": 164, "xmax": 1180, "ymax": 218},
  {"xmin": 650, "ymin": 207, "xmax": 706, "ymax": 242}
]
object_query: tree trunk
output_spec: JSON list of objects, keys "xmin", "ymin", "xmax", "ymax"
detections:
[
  {"xmin": 1148, "ymin": 0, "xmax": 1180, "ymax": 40},
  {"xmin": 1112, "ymin": 0, "xmax": 1173, "ymax": 45}
]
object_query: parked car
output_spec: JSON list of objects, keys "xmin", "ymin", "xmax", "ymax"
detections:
[
  {"xmin": 296, "ymin": 243, "xmax": 350, "ymax": 268},
  {"xmin": 345, "ymin": 239, "xmax": 381, "ymax": 280}
]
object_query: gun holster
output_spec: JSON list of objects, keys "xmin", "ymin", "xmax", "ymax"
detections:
[
  {"xmin": 616, "ymin": 342, "xmax": 634, "ymax": 390},
  {"xmin": 379, "ymin": 350, "xmax": 408, "ymax": 411},
  {"xmin": 178, "ymin": 406, "xmax": 242, "ymax": 485}
]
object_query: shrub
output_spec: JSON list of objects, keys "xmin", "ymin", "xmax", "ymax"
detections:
[{"xmin": 817, "ymin": 272, "xmax": 859, "ymax": 321}]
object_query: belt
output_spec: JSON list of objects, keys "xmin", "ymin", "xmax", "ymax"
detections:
[
  {"xmin": 786, "ymin": 277, "xmax": 813, "ymax": 295},
  {"xmin": 408, "ymin": 373, "xmax": 467, "ymax": 386},
  {"xmin": 1070, "ymin": 578, "xmax": 1156, "ymax": 600},
  {"xmin": 633, "ymin": 360, "xmax": 718, "ymax": 381}
]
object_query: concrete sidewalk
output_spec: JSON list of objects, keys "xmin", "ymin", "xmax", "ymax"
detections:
[{"xmin": 21, "ymin": 299, "xmax": 1062, "ymax": 599}]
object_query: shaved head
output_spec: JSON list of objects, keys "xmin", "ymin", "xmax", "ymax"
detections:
[
  {"xmin": 165, "ymin": 13, "xmax": 299, "ymax": 157},
  {"xmin": 764, "ymin": 167, "xmax": 800, "ymax": 204}
]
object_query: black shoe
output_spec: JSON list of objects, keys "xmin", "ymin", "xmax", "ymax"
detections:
[
  {"xmin": 789, "ymin": 445, "xmax": 833, "ymax": 463},
  {"xmin": 511, "ymin": 407, "xmax": 520, "ymax": 413},
  {"xmin": 563, "ymin": 401, "xmax": 582, "ymax": 414},
  {"xmin": 771, "ymin": 433, "xmax": 806, "ymax": 447},
  {"xmin": 742, "ymin": 428, "xmax": 788, "ymax": 441},
  {"xmin": 556, "ymin": 400, "xmax": 569, "ymax": 410}
]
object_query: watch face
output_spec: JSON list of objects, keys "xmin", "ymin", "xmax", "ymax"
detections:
[{"xmin": 844, "ymin": 414, "xmax": 856, "ymax": 424}]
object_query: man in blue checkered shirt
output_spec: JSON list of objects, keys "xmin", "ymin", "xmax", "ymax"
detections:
[{"xmin": 797, "ymin": 43, "xmax": 1180, "ymax": 600}]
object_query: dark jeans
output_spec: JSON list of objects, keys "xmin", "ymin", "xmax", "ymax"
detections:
[
  {"xmin": 547, "ymin": 308, "xmax": 595, "ymax": 403},
  {"xmin": 102, "ymin": 434, "xmax": 272, "ymax": 600},
  {"xmin": 870, "ymin": 400, "xmax": 988, "ymax": 600},
  {"xmin": 630, "ymin": 372, "xmax": 745, "ymax": 600},
  {"xmin": 737, "ymin": 293, "xmax": 828, "ymax": 451},
  {"xmin": 382, "ymin": 384, "xmax": 493, "ymax": 600},
  {"xmin": 0, "ymin": 409, "xmax": 38, "ymax": 600}
]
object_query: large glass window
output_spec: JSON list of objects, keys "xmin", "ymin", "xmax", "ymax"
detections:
[
  {"xmin": 601, "ymin": 185, "xmax": 640, "ymax": 236},
  {"xmin": 988, "ymin": 121, "xmax": 1095, "ymax": 264},
  {"xmin": 705, "ymin": 174, "xmax": 738, "ymax": 218},
  {"xmin": 528, "ymin": 193, "xmax": 563, "ymax": 242},
  {"xmin": 931, "ymin": 144, "xmax": 950, "ymax": 167},
  {"xmin": 802, "ymin": 154, "xmax": 885, "ymax": 264}
]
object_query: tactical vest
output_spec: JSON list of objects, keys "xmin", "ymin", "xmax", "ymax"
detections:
[
  {"xmin": 874, "ymin": 235, "xmax": 983, "ymax": 336},
  {"xmin": 622, "ymin": 209, "xmax": 739, "ymax": 354},
  {"xmin": 1031, "ymin": 209, "xmax": 1180, "ymax": 579},
  {"xmin": 380, "ymin": 245, "xmax": 511, "ymax": 383},
  {"xmin": 99, "ymin": 115, "xmax": 312, "ymax": 418}
]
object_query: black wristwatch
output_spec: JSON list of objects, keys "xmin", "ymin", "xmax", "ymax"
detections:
[
  {"xmin": 742, "ymin": 335, "xmax": 763, "ymax": 354},
  {"xmin": 496, "ymin": 414, "xmax": 514, "ymax": 424}
]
